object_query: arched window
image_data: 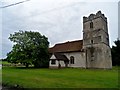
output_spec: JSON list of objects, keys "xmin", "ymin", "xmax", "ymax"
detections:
[
  {"xmin": 70, "ymin": 56, "xmax": 74, "ymax": 64},
  {"xmin": 90, "ymin": 22, "xmax": 93, "ymax": 28}
]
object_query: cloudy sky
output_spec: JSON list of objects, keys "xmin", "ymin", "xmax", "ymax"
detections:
[{"xmin": 0, "ymin": 0, "xmax": 119, "ymax": 59}]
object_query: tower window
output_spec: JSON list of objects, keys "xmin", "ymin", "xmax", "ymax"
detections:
[
  {"xmin": 90, "ymin": 22, "xmax": 93, "ymax": 28},
  {"xmin": 98, "ymin": 36, "xmax": 102, "ymax": 42},
  {"xmin": 91, "ymin": 40, "xmax": 93, "ymax": 44},
  {"xmin": 70, "ymin": 56, "xmax": 74, "ymax": 64}
]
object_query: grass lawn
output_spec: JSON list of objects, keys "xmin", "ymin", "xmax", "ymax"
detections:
[{"xmin": 2, "ymin": 66, "xmax": 119, "ymax": 88}]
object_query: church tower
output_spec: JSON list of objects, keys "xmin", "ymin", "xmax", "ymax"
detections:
[{"xmin": 83, "ymin": 11, "xmax": 112, "ymax": 69}]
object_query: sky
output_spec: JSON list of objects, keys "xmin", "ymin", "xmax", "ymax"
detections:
[{"xmin": 0, "ymin": 0, "xmax": 119, "ymax": 59}]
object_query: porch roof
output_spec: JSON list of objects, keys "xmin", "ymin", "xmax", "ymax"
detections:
[{"xmin": 50, "ymin": 53, "xmax": 69, "ymax": 61}]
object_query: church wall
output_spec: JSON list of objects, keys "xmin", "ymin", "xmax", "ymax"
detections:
[
  {"xmin": 59, "ymin": 61, "xmax": 65, "ymax": 67},
  {"xmin": 100, "ymin": 44, "xmax": 112, "ymax": 69},
  {"xmin": 83, "ymin": 18, "xmax": 104, "ymax": 32},
  {"xmin": 86, "ymin": 44, "xmax": 112, "ymax": 69},
  {"xmin": 64, "ymin": 52, "xmax": 86, "ymax": 68}
]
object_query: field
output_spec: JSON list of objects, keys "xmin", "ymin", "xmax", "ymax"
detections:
[{"xmin": 2, "ymin": 63, "xmax": 119, "ymax": 89}]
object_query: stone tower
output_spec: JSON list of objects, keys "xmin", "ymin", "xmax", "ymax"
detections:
[{"xmin": 83, "ymin": 11, "xmax": 112, "ymax": 69}]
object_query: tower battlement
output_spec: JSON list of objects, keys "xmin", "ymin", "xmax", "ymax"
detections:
[{"xmin": 83, "ymin": 11, "xmax": 107, "ymax": 23}]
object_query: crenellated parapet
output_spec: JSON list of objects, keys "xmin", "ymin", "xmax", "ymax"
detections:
[{"xmin": 83, "ymin": 11, "xmax": 107, "ymax": 23}]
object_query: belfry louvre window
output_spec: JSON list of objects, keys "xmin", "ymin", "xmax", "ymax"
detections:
[
  {"xmin": 51, "ymin": 60, "xmax": 56, "ymax": 64},
  {"xmin": 90, "ymin": 22, "xmax": 93, "ymax": 28},
  {"xmin": 70, "ymin": 56, "xmax": 74, "ymax": 64}
]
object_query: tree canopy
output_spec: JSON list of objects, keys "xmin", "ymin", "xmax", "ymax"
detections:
[
  {"xmin": 7, "ymin": 30, "xmax": 49, "ymax": 68},
  {"xmin": 111, "ymin": 39, "xmax": 120, "ymax": 66}
]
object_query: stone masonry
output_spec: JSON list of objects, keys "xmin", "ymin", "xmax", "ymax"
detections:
[{"xmin": 83, "ymin": 11, "xmax": 112, "ymax": 69}]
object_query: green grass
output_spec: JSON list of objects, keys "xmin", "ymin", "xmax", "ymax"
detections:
[
  {"xmin": 2, "ymin": 66, "xmax": 119, "ymax": 88},
  {"xmin": 0, "ymin": 61, "xmax": 1, "ymax": 84}
]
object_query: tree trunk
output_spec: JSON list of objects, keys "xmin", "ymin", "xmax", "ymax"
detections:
[{"xmin": 25, "ymin": 63, "xmax": 29, "ymax": 68}]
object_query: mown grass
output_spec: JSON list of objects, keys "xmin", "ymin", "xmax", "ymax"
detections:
[{"xmin": 2, "ymin": 66, "xmax": 119, "ymax": 88}]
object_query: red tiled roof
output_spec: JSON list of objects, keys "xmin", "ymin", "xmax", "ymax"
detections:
[{"xmin": 49, "ymin": 40, "xmax": 83, "ymax": 53}]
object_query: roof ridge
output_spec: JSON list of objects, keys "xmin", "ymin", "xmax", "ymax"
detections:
[{"xmin": 55, "ymin": 39, "xmax": 83, "ymax": 45}]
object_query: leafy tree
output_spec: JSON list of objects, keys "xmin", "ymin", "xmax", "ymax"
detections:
[
  {"xmin": 7, "ymin": 30, "xmax": 49, "ymax": 68},
  {"xmin": 111, "ymin": 39, "xmax": 120, "ymax": 66}
]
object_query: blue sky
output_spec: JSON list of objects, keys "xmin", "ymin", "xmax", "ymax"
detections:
[{"xmin": 0, "ymin": 0, "xmax": 119, "ymax": 59}]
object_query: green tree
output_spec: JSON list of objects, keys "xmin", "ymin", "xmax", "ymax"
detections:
[
  {"xmin": 7, "ymin": 30, "xmax": 49, "ymax": 68},
  {"xmin": 111, "ymin": 39, "xmax": 120, "ymax": 66}
]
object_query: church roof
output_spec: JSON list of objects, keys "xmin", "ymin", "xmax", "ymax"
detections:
[{"xmin": 49, "ymin": 40, "xmax": 83, "ymax": 53}]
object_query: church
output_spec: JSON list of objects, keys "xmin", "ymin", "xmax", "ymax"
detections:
[{"xmin": 49, "ymin": 11, "xmax": 112, "ymax": 69}]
